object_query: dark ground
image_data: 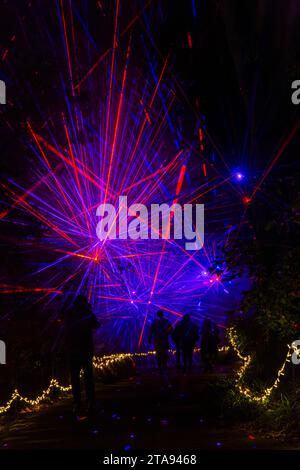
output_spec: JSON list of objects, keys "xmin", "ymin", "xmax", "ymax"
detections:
[{"xmin": 0, "ymin": 364, "xmax": 297, "ymax": 453}]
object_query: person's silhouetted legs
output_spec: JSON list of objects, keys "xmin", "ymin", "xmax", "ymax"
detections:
[
  {"xmin": 83, "ymin": 357, "xmax": 95, "ymax": 413},
  {"xmin": 201, "ymin": 351, "xmax": 213, "ymax": 372},
  {"xmin": 187, "ymin": 347, "xmax": 193, "ymax": 370},
  {"xmin": 70, "ymin": 356, "xmax": 81, "ymax": 413},
  {"xmin": 156, "ymin": 347, "xmax": 169, "ymax": 380},
  {"xmin": 182, "ymin": 346, "xmax": 194, "ymax": 373},
  {"xmin": 175, "ymin": 344, "xmax": 181, "ymax": 369}
]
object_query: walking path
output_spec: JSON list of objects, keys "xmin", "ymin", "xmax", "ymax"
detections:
[{"xmin": 0, "ymin": 366, "xmax": 296, "ymax": 453}]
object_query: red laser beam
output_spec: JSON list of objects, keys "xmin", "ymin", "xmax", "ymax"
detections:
[{"xmin": 251, "ymin": 119, "xmax": 300, "ymax": 199}]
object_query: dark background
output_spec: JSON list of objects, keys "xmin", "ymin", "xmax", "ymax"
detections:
[{"xmin": 0, "ymin": 0, "xmax": 299, "ymax": 390}]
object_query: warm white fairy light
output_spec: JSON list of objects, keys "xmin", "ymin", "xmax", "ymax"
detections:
[{"xmin": 228, "ymin": 327, "xmax": 293, "ymax": 404}]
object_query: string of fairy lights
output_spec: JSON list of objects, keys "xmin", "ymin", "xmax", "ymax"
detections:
[
  {"xmin": 0, "ymin": 338, "xmax": 297, "ymax": 416},
  {"xmin": 0, "ymin": 348, "xmax": 231, "ymax": 416},
  {"xmin": 0, "ymin": 353, "xmax": 134, "ymax": 415},
  {"xmin": 228, "ymin": 327, "xmax": 295, "ymax": 404}
]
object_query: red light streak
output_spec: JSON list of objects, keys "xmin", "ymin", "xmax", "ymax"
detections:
[
  {"xmin": 59, "ymin": 0, "xmax": 74, "ymax": 96},
  {"xmin": 106, "ymin": 35, "xmax": 130, "ymax": 203},
  {"xmin": 103, "ymin": 0, "xmax": 120, "ymax": 206},
  {"xmin": 175, "ymin": 164, "xmax": 186, "ymax": 196},
  {"xmin": 187, "ymin": 32, "xmax": 193, "ymax": 49},
  {"xmin": 251, "ymin": 119, "xmax": 300, "ymax": 200}
]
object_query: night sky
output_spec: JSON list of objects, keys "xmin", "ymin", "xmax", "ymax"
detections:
[{"xmin": 0, "ymin": 0, "xmax": 299, "ymax": 352}]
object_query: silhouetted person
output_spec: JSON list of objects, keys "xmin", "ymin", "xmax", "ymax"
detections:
[
  {"xmin": 179, "ymin": 314, "xmax": 199, "ymax": 373},
  {"xmin": 65, "ymin": 295, "xmax": 99, "ymax": 415},
  {"xmin": 201, "ymin": 319, "xmax": 214, "ymax": 372},
  {"xmin": 172, "ymin": 320, "xmax": 182, "ymax": 369},
  {"xmin": 148, "ymin": 310, "xmax": 172, "ymax": 374},
  {"xmin": 212, "ymin": 322, "xmax": 220, "ymax": 363}
]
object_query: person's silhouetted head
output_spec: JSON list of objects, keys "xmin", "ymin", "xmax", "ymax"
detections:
[
  {"xmin": 72, "ymin": 294, "xmax": 90, "ymax": 316},
  {"xmin": 203, "ymin": 318, "xmax": 212, "ymax": 333},
  {"xmin": 157, "ymin": 310, "xmax": 164, "ymax": 319},
  {"xmin": 74, "ymin": 294, "xmax": 88, "ymax": 306},
  {"xmin": 182, "ymin": 314, "xmax": 190, "ymax": 323}
]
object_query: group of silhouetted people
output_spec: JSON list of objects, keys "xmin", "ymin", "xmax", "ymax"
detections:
[
  {"xmin": 63, "ymin": 296, "xmax": 220, "ymax": 416},
  {"xmin": 148, "ymin": 310, "xmax": 220, "ymax": 374}
]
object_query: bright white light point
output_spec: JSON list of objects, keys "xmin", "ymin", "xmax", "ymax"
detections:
[{"xmin": 236, "ymin": 172, "xmax": 244, "ymax": 180}]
